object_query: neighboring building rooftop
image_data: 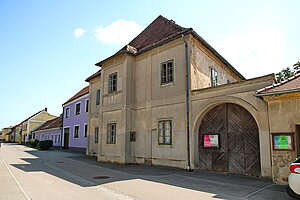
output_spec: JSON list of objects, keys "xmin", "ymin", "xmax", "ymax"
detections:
[
  {"xmin": 33, "ymin": 116, "xmax": 62, "ymax": 132},
  {"xmin": 20, "ymin": 108, "xmax": 48, "ymax": 124},
  {"xmin": 93, "ymin": 15, "xmax": 244, "ymax": 80},
  {"xmin": 63, "ymin": 86, "xmax": 89, "ymax": 105},
  {"xmin": 257, "ymin": 73, "xmax": 300, "ymax": 96},
  {"xmin": 85, "ymin": 69, "xmax": 101, "ymax": 82}
]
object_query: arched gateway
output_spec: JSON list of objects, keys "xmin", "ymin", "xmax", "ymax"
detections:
[{"xmin": 198, "ymin": 103, "xmax": 261, "ymax": 176}]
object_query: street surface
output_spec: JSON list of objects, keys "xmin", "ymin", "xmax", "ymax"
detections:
[{"xmin": 0, "ymin": 143, "xmax": 293, "ymax": 200}]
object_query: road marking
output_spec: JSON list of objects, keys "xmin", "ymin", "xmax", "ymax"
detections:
[
  {"xmin": 0, "ymin": 150, "xmax": 32, "ymax": 200},
  {"xmin": 241, "ymin": 183, "xmax": 275, "ymax": 199}
]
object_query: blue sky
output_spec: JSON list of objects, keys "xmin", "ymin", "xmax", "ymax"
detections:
[{"xmin": 0, "ymin": 0, "xmax": 299, "ymax": 128}]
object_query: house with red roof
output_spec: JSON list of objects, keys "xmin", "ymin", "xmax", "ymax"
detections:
[
  {"xmin": 32, "ymin": 116, "xmax": 62, "ymax": 147},
  {"xmin": 84, "ymin": 15, "xmax": 299, "ymax": 184},
  {"xmin": 62, "ymin": 86, "xmax": 89, "ymax": 151},
  {"xmin": 256, "ymin": 73, "xmax": 300, "ymax": 183}
]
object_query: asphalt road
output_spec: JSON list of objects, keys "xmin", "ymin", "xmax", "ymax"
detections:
[{"xmin": 0, "ymin": 143, "xmax": 294, "ymax": 200}]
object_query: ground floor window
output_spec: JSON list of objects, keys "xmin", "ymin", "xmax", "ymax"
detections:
[
  {"xmin": 107, "ymin": 123, "xmax": 116, "ymax": 144},
  {"xmin": 158, "ymin": 120, "xmax": 172, "ymax": 145},
  {"xmin": 74, "ymin": 126, "xmax": 79, "ymax": 138},
  {"xmin": 95, "ymin": 127, "xmax": 99, "ymax": 143}
]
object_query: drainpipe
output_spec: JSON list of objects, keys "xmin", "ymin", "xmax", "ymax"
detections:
[
  {"xmin": 61, "ymin": 105, "xmax": 64, "ymax": 149},
  {"xmin": 182, "ymin": 34, "xmax": 192, "ymax": 171}
]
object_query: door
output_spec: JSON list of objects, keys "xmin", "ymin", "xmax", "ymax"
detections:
[
  {"xmin": 199, "ymin": 103, "xmax": 261, "ymax": 176},
  {"xmin": 63, "ymin": 127, "xmax": 70, "ymax": 149}
]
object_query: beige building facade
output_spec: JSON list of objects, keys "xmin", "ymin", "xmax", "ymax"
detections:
[{"xmin": 86, "ymin": 16, "xmax": 298, "ymax": 183}]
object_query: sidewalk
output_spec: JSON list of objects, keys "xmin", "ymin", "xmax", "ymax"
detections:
[{"xmin": 0, "ymin": 150, "xmax": 27, "ymax": 200}]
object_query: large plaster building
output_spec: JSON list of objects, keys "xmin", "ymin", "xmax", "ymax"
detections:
[{"xmin": 85, "ymin": 15, "xmax": 299, "ymax": 184}]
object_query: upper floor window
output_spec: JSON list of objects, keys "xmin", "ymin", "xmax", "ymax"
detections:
[
  {"xmin": 96, "ymin": 90, "xmax": 100, "ymax": 105},
  {"xmin": 161, "ymin": 60, "xmax": 174, "ymax": 84},
  {"xmin": 85, "ymin": 99, "xmax": 89, "ymax": 112},
  {"xmin": 74, "ymin": 126, "xmax": 79, "ymax": 138},
  {"xmin": 158, "ymin": 120, "xmax": 172, "ymax": 145},
  {"xmin": 65, "ymin": 107, "xmax": 70, "ymax": 118},
  {"xmin": 75, "ymin": 103, "xmax": 80, "ymax": 115},
  {"xmin": 211, "ymin": 68, "xmax": 218, "ymax": 87},
  {"xmin": 108, "ymin": 73, "xmax": 117, "ymax": 93},
  {"xmin": 107, "ymin": 123, "xmax": 116, "ymax": 144},
  {"xmin": 95, "ymin": 127, "xmax": 99, "ymax": 143}
]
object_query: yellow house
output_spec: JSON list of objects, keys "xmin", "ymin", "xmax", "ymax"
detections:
[
  {"xmin": 19, "ymin": 108, "xmax": 57, "ymax": 144},
  {"xmin": 1, "ymin": 127, "xmax": 13, "ymax": 142}
]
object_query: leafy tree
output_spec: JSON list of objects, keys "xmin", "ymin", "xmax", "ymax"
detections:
[{"xmin": 276, "ymin": 61, "xmax": 299, "ymax": 82}]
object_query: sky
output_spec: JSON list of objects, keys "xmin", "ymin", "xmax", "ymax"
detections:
[{"xmin": 0, "ymin": 0, "xmax": 299, "ymax": 129}]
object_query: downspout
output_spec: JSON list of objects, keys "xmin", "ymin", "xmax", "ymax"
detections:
[
  {"xmin": 61, "ymin": 105, "xmax": 64, "ymax": 149},
  {"xmin": 182, "ymin": 34, "xmax": 192, "ymax": 171}
]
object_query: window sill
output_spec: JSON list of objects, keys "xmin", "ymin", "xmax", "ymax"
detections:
[
  {"xmin": 160, "ymin": 82, "xmax": 175, "ymax": 88},
  {"xmin": 103, "ymin": 90, "xmax": 122, "ymax": 97}
]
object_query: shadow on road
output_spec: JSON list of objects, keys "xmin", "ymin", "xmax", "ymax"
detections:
[{"xmin": 8, "ymin": 144, "xmax": 291, "ymax": 200}]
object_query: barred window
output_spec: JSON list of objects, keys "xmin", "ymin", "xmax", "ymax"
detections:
[
  {"xmin": 158, "ymin": 120, "xmax": 172, "ymax": 145},
  {"xmin": 211, "ymin": 68, "xmax": 218, "ymax": 87},
  {"xmin": 161, "ymin": 60, "xmax": 174, "ymax": 84}
]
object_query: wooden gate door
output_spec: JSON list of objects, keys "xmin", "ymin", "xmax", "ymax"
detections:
[{"xmin": 199, "ymin": 103, "xmax": 261, "ymax": 176}]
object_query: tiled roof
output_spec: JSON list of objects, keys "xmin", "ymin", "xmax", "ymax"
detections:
[
  {"xmin": 34, "ymin": 116, "xmax": 62, "ymax": 132},
  {"xmin": 63, "ymin": 86, "xmax": 89, "ymax": 105},
  {"xmin": 85, "ymin": 69, "xmax": 101, "ymax": 82},
  {"xmin": 91, "ymin": 15, "xmax": 245, "ymax": 80},
  {"xmin": 257, "ymin": 73, "xmax": 300, "ymax": 95},
  {"xmin": 95, "ymin": 15, "xmax": 192, "ymax": 66}
]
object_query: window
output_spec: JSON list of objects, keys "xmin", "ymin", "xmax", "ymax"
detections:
[
  {"xmin": 161, "ymin": 60, "xmax": 174, "ymax": 84},
  {"xmin": 95, "ymin": 127, "xmax": 99, "ymax": 143},
  {"xmin": 158, "ymin": 120, "xmax": 172, "ymax": 145},
  {"xmin": 84, "ymin": 124, "xmax": 88, "ymax": 137},
  {"xmin": 65, "ymin": 108, "xmax": 70, "ymax": 118},
  {"xmin": 96, "ymin": 90, "xmax": 100, "ymax": 105},
  {"xmin": 74, "ymin": 126, "xmax": 79, "ymax": 138},
  {"xmin": 107, "ymin": 123, "xmax": 116, "ymax": 144},
  {"xmin": 75, "ymin": 103, "xmax": 80, "ymax": 115},
  {"xmin": 58, "ymin": 135, "xmax": 60, "ymax": 143},
  {"xmin": 85, "ymin": 99, "xmax": 89, "ymax": 112},
  {"xmin": 211, "ymin": 68, "xmax": 218, "ymax": 87},
  {"xmin": 55, "ymin": 135, "xmax": 57, "ymax": 143},
  {"xmin": 108, "ymin": 73, "xmax": 117, "ymax": 93}
]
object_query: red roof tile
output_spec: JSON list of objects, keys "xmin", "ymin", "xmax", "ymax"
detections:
[
  {"xmin": 90, "ymin": 15, "xmax": 244, "ymax": 80},
  {"xmin": 257, "ymin": 73, "xmax": 300, "ymax": 95},
  {"xmin": 34, "ymin": 116, "xmax": 62, "ymax": 132},
  {"xmin": 63, "ymin": 86, "xmax": 89, "ymax": 105},
  {"xmin": 95, "ymin": 15, "xmax": 191, "ymax": 67}
]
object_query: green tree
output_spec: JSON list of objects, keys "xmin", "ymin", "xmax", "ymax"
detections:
[{"xmin": 276, "ymin": 61, "xmax": 299, "ymax": 82}]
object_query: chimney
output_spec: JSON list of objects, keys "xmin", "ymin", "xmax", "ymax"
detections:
[{"xmin": 45, "ymin": 107, "xmax": 47, "ymax": 112}]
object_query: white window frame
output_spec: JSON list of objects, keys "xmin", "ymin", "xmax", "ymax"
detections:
[
  {"xmin": 84, "ymin": 123, "xmax": 88, "ymax": 138},
  {"xmin": 74, "ymin": 125, "xmax": 80, "ymax": 138},
  {"xmin": 85, "ymin": 99, "xmax": 89, "ymax": 113},
  {"xmin": 211, "ymin": 68, "xmax": 218, "ymax": 87},
  {"xmin": 75, "ymin": 103, "xmax": 81, "ymax": 115},
  {"xmin": 65, "ymin": 107, "xmax": 70, "ymax": 118}
]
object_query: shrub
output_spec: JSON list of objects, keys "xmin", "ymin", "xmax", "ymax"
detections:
[
  {"xmin": 38, "ymin": 140, "xmax": 53, "ymax": 150},
  {"xmin": 30, "ymin": 139, "xmax": 39, "ymax": 147}
]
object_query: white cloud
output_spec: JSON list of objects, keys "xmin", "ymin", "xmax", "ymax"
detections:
[
  {"xmin": 73, "ymin": 28, "xmax": 86, "ymax": 38},
  {"xmin": 94, "ymin": 19, "xmax": 144, "ymax": 45},
  {"xmin": 216, "ymin": 30, "xmax": 287, "ymax": 79}
]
